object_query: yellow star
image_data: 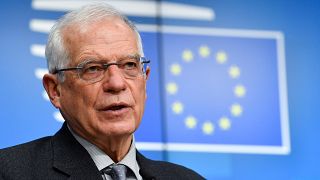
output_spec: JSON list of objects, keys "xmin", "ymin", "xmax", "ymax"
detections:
[
  {"xmin": 230, "ymin": 103, "xmax": 243, "ymax": 117},
  {"xmin": 185, "ymin": 116, "xmax": 197, "ymax": 129},
  {"xmin": 234, "ymin": 85, "xmax": 246, "ymax": 98},
  {"xmin": 182, "ymin": 50, "xmax": 193, "ymax": 62},
  {"xmin": 216, "ymin": 51, "xmax": 228, "ymax": 64},
  {"xmin": 166, "ymin": 82, "xmax": 178, "ymax": 95},
  {"xmin": 219, "ymin": 117, "xmax": 231, "ymax": 130},
  {"xmin": 229, "ymin": 65, "xmax": 240, "ymax": 79},
  {"xmin": 202, "ymin": 121, "xmax": 214, "ymax": 135},
  {"xmin": 170, "ymin": 63, "xmax": 182, "ymax": 75},
  {"xmin": 199, "ymin": 45, "xmax": 210, "ymax": 58},
  {"xmin": 172, "ymin": 101, "xmax": 183, "ymax": 114}
]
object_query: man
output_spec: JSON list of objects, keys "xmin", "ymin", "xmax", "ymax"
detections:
[{"xmin": 0, "ymin": 3, "xmax": 204, "ymax": 180}]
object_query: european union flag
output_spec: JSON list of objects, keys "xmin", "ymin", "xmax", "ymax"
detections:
[
  {"xmin": 161, "ymin": 26, "xmax": 290, "ymax": 154},
  {"xmin": 0, "ymin": 0, "xmax": 289, "ymax": 158}
]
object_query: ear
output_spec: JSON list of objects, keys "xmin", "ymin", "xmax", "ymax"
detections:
[
  {"xmin": 144, "ymin": 67, "xmax": 150, "ymax": 99},
  {"xmin": 145, "ymin": 67, "xmax": 150, "ymax": 80},
  {"xmin": 43, "ymin": 74, "xmax": 61, "ymax": 109}
]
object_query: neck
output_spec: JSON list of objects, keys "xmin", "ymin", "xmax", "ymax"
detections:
[
  {"xmin": 68, "ymin": 124, "xmax": 133, "ymax": 163},
  {"xmin": 94, "ymin": 134, "xmax": 133, "ymax": 162}
]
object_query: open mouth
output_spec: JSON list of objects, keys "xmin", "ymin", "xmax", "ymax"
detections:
[
  {"xmin": 107, "ymin": 104, "xmax": 128, "ymax": 111},
  {"xmin": 100, "ymin": 103, "xmax": 131, "ymax": 114}
]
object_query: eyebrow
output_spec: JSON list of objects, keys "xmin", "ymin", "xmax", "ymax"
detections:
[
  {"xmin": 120, "ymin": 53, "xmax": 141, "ymax": 60},
  {"xmin": 77, "ymin": 53, "xmax": 141, "ymax": 65}
]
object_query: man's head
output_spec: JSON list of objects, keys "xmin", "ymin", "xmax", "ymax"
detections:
[
  {"xmin": 43, "ymin": 3, "xmax": 150, "ymax": 145},
  {"xmin": 45, "ymin": 3, "xmax": 144, "ymax": 80}
]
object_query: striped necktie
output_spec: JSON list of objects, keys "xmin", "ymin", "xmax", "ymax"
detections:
[{"xmin": 102, "ymin": 164, "xmax": 127, "ymax": 180}]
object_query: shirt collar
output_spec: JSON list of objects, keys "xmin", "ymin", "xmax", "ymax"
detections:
[{"xmin": 67, "ymin": 125, "xmax": 141, "ymax": 180}]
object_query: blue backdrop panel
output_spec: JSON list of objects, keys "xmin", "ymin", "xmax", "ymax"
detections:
[
  {"xmin": 163, "ymin": 30, "xmax": 284, "ymax": 146},
  {"xmin": 1, "ymin": 0, "xmax": 320, "ymax": 179}
]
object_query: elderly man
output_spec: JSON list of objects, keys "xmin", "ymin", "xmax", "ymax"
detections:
[{"xmin": 0, "ymin": 3, "xmax": 204, "ymax": 180}]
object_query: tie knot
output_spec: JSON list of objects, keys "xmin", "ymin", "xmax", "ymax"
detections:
[{"xmin": 102, "ymin": 164, "xmax": 127, "ymax": 180}]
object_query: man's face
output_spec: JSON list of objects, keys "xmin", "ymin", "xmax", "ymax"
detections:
[{"xmin": 55, "ymin": 17, "xmax": 149, "ymax": 140}]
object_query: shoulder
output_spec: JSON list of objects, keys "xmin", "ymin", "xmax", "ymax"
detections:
[
  {"xmin": 149, "ymin": 159, "xmax": 204, "ymax": 179},
  {"xmin": 0, "ymin": 136, "xmax": 52, "ymax": 159},
  {"xmin": 0, "ymin": 137, "xmax": 53, "ymax": 176},
  {"xmin": 136, "ymin": 151, "xmax": 205, "ymax": 180}
]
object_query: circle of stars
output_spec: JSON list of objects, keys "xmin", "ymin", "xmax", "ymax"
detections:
[{"xmin": 167, "ymin": 45, "xmax": 247, "ymax": 135}]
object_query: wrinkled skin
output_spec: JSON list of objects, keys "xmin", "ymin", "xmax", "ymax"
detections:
[{"xmin": 43, "ymin": 17, "xmax": 150, "ymax": 162}]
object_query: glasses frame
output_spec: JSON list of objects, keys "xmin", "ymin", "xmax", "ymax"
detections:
[{"xmin": 52, "ymin": 56, "xmax": 150, "ymax": 83}]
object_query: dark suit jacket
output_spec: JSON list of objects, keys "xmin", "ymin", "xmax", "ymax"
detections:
[{"xmin": 0, "ymin": 123, "xmax": 204, "ymax": 180}]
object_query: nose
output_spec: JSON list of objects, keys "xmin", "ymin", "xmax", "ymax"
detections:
[{"xmin": 102, "ymin": 65, "xmax": 126, "ymax": 94}]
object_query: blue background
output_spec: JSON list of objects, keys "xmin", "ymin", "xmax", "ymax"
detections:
[
  {"xmin": 162, "ymin": 34, "xmax": 282, "ymax": 145},
  {"xmin": 1, "ymin": 0, "xmax": 320, "ymax": 179}
]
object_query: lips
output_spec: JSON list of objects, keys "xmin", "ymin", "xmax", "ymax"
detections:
[
  {"xmin": 98, "ymin": 102, "xmax": 131, "ymax": 113},
  {"xmin": 106, "ymin": 104, "xmax": 128, "ymax": 111}
]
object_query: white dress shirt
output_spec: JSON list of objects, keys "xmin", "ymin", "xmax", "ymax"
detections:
[{"xmin": 68, "ymin": 126, "xmax": 142, "ymax": 180}]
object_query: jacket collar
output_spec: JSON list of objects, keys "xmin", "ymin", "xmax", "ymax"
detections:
[
  {"xmin": 51, "ymin": 123, "xmax": 103, "ymax": 179},
  {"xmin": 51, "ymin": 123, "xmax": 172, "ymax": 180},
  {"xmin": 137, "ymin": 150, "xmax": 173, "ymax": 180}
]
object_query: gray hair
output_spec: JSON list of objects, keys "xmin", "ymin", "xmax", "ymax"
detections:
[{"xmin": 45, "ymin": 3, "xmax": 144, "ymax": 81}]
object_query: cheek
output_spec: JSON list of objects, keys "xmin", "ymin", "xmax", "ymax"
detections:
[
  {"xmin": 60, "ymin": 82, "xmax": 98, "ymax": 119},
  {"xmin": 132, "ymin": 82, "xmax": 147, "ymax": 117}
]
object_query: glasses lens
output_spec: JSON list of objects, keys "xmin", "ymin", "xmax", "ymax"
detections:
[
  {"xmin": 79, "ymin": 62, "xmax": 104, "ymax": 81},
  {"xmin": 120, "ymin": 58, "xmax": 142, "ymax": 78},
  {"xmin": 77, "ymin": 57, "xmax": 149, "ymax": 82}
]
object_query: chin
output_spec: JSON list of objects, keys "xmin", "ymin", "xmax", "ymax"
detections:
[{"xmin": 100, "ymin": 122, "xmax": 137, "ymax": 136}]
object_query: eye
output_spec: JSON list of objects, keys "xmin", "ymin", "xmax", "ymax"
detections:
[
  {"xmin": 83, "ymin": 63, "xmax": 103, "ymax": 74},
  {"xmin": 123, "ymin": 60, "xmax": 138, "ymax": 70}
]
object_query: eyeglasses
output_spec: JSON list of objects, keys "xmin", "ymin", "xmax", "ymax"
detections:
[{"xmin": 52, "ymin": 56, "xmax": 150, "ymax": 83}]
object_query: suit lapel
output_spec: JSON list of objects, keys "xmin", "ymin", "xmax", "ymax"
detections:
[
  {"xmin": 137, "ymin": 150, "xmax": 173, "ymax": 180},
  {"xmin": 51, "ymin": 123, "xmax": 103, "ymax": 179},
  {"xmin": 136, "ymin": 150, "xmax": 157, "ymax": 180}
]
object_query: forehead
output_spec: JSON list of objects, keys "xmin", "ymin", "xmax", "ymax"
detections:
[{"xmin": 62, "ymin": 17, "xmax": 139, "ymax": 63}]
